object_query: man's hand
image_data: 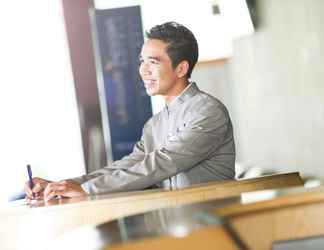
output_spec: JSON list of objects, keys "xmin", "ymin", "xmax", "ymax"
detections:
[
  {"xmin": 43, "ymin": 180, "xmax": 87, "ymax": 201},
  {"xmin": 24, "ymin": 177, "xmax": 51, "ymax": 202}
]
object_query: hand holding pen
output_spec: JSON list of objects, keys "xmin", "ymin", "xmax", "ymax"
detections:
[
  {"xmin": 24, "ymin": 165, "xmax": 87, "ymax": 202},
  {"xmin": 24, "ymin": 165, "xmax": 51, "ymax": 202}
]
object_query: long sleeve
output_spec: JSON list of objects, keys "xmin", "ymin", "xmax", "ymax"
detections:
[
  {"xmin": 71, "ymin": 137, "xmax": 145, "ymax": 185},
  {"xmin": 80, "ymin": 103, "xmax": 232, "ymax": 195}
]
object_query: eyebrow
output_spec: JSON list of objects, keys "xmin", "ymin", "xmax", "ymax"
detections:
[{"xmin": 138, "ymin": 55, "xmax": 161, "ymax": 61}]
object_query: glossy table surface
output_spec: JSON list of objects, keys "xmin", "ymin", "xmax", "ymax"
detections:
[
  {"xmin": 0, "ymin": 188, "xmax": 240, "ymax": 250},
  {"xmin": 47, "ymin": 197, "xmax": 239, "ymax": 250},
  {"xmin": 48, "ymin": 184, "xmax": 324, "ymax": 250},
  {"xmin": 0, "ymin": 173, "xmax": 306, "ymax": 250}
]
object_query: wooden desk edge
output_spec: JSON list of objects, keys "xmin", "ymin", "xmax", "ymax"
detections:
[
  {"xmin": 214, "ymin": 186, "xmax": 324, "ymax": 218},
  {"xmin": 3, "ymin": 172, "xmax": 303, "ymax": 216}
]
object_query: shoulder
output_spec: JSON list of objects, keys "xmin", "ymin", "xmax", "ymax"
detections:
[{"xmin": 188, "ymin": 89, "xmax": 230, "ymax": 118}]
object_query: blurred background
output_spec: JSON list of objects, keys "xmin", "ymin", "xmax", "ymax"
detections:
[{"xmin": 0, "ymin": 0, "xmax": 323, "ymax": 203}]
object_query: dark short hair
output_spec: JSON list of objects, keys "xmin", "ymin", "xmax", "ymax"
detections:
[{"xmin": 146, "ymin": 22, "xmax": 199, "ymax": 78}]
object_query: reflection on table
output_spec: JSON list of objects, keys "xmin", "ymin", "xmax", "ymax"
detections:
[
  {"xmin": 0, "ymin": 172, "xmax": 304, "ymax": 250},
  {"xmin": 51, "ymin": 185, "xmax": 324, "ymax": 250}
]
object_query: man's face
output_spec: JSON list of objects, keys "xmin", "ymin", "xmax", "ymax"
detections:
[{"xmin": 139, "ymin": 39, "xmax": 178, "ymax": 97}]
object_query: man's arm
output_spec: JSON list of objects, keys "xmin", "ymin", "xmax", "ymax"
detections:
[
  {"xmin": 71, "ymin": 138, "xmax": 146, "ymax": 184},
  {"xmin": 26, "ymin": 137, "xmax": 146, "ymax": 201},
  {"xmin": 82, "ymin": 104, "xmax": 231, "ymax": 195}
]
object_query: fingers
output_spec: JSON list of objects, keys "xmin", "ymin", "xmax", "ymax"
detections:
[
  {"xmin": 43, "ymin": 180, "xmax": 87, "ymax": 201},
  {"xmin": 43, "ymin": 183, "xmax": 56, "ymax": 201},
  {"xmin": 32, "ymin": 182, "xmax": 43, "ymax": 193},
  {"xmin": 44, "ymin": 182, "xmax": 67, "ymax": 201},
  {"xmin": 24, "ymin": 177, "xmax": 50, "ymax": 200},
  {"xmin": 24, "ymin": 181, "xmax": 33, "ymax": 199},
  {"xmin": 32, "ymin": 183, "xmax": 45, "ymax": 200},
  {"xmin": 44, "ymin": 190, "xmax": 56, "ymax": 202}
]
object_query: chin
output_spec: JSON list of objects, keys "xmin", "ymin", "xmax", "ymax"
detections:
[
  {"xmin": 145, "ymin": 88, "xmax": 158, "ymax": 96},
  {"xmin": 146, "ymin": 91, "xmax": 157, "ymax": 97}
]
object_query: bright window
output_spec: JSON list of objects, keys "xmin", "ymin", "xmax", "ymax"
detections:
[{"xmin": 0, "ymin": 1, "xmax": 85, "ymax": 203}]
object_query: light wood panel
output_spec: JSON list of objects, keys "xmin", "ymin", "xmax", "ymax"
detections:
[
  {"xmin": 213, "ymin": 186, "xmax": 324, "ymax": 250},
  {"xmin": 107, "ymin": 225, "xmax": 240, "ymax": 250}
]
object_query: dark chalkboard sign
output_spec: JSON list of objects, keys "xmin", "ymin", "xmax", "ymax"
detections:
[{"xmin": 91, "ymin": 6, "xmax": 152, "ymax": 161}]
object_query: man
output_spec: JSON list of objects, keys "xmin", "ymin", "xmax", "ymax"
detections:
[{"xmin": 25, "ymin": 22, "xmax": 235, "ymax": 202}]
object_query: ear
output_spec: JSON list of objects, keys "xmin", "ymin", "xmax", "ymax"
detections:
[{"xmin": 175, "ymin": 60, "xmax": 190, "ymax": 78}]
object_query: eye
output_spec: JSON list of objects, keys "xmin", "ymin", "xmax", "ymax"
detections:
[
  {"xmin": 138, "ymin": 58, "xmax": 144, "ymax": 65},
  {"xmin": 149, "ymin": 59, "xmax": 159, "ymax": 65}
]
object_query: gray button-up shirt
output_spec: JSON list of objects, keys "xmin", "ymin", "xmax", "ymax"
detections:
[{"xmin": 73, "ymin": 83, "xmax": 235, "ymax": 195}]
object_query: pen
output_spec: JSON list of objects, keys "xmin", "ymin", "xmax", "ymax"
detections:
[{"xmin": 27, "ymin": 164, "xmax": 35, "ymax": 199}]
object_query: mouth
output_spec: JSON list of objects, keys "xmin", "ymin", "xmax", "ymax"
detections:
[{"xmin": 143, "ymin": 79, "xmax": 157, "ymax": 88}]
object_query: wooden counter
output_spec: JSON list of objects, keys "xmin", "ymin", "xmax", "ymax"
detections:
[
  {"xmin": 0, "ymin": 172, "xmax": 303, "ymax": 250},
  {"xmin": 85, "ymin": 184, "xmax": 324, "ymax": 250}
]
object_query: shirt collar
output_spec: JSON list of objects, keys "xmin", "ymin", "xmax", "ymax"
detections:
[{"xmin": 165, "ymin": 82, "xmax": 199, "ymax": 112}]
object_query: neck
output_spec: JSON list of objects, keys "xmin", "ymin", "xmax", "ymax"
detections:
[{"xmin": 163, "ymin": 79, "xmax": 190, "ymax": 104}]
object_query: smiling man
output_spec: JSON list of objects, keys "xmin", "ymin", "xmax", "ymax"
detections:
[{"xmin": 25, "ymin": 22, "xmax": 235, "ymax": 201}]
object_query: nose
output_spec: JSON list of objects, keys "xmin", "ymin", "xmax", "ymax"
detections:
[{"xmin": 139, "ymin": 61, "xmax": 151, "ymax": 76}]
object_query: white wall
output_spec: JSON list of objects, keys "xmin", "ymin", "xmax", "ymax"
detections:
[
  {"xmin": 191, "ymin": 62, "xmax": 231, "ymax": 107},
  {"xmin": 0, "ymin": 1, "xmax": 85, "ymax": 202},
  {"xmin": 229, "ymin": 0, "xmax": 324, "ymax": 177}
]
